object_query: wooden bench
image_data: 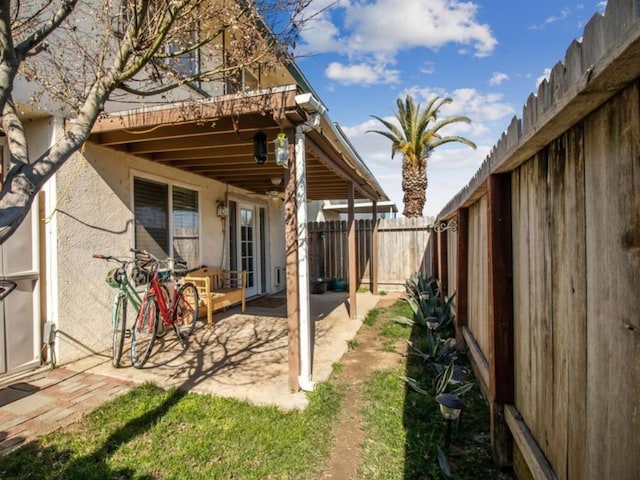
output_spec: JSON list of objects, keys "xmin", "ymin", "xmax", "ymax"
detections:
[{"xmin": 183, "ymin": 267, "xmax": 247, "ymax": 327}]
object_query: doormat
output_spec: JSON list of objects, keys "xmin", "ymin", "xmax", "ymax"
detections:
[{"xmin": 248, "ymin": 296, "xmax": 287, "ymax": 308}]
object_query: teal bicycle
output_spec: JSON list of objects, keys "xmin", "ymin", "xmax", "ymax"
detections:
[{"xmin": 93, "ymin": 253, "xmax": 145, "ymax": 367}]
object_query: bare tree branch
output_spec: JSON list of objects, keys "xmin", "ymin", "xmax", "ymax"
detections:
[
  {"xmin": 15, "ymin": 0, "xmax": 78, "ymax": 57},
  {"xmin": 0, "ymin": 0, "xmax": 317, "ymax": 244}
]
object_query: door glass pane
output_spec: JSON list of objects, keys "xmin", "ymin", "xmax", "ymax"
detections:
[
  {"xmin": 259, "ymin": 208, "xmax": 266, "ymax": 294},
  {"xmin": 240, "ymin": 207, "xmax": 255, "ymax": 288}
]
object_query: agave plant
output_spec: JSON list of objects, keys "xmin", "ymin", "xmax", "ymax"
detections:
[
  {"xmin": 405, "ymin": 336, "xmax": 457, "ymax": 365},
  {"xmin": 400, "ymin": 272, "xmax": 457, "ymax": 337},
  {"xmin": 434, "ymin": 360, "xmax": 474, "ymax": 397}
]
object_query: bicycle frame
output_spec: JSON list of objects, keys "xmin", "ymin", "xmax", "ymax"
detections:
[
  {"xmin": 145, "ymin": 272, "xmax": 178, "ymax": 326},
  {"xmin": 113, "ymin": 273, "xmax": 142, "ymax": 325},
  {"xmin": 129, "ymin": 249, "xmax": 199, "ymax": 368}
]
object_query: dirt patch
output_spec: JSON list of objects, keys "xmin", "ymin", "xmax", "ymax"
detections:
[{"xmin": 321, "ymin": 295, "xmax": 407, "ymax": 479}]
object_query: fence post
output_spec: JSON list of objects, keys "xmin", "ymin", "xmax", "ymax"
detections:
[
  {"xmin": 455, "ymin": 208, "xmax": 469, "ymax": 349},
  {"xmin": 432, "ymin": 226, "xmax": 439, "ymax": 280},
  {"xmin": 438, "ymin": 228, "xmax": 449, "ymax": 298},
  {"xmin": 348, "ymin": 183, "xmax": 357, "ymax": 319},
  {"xmin": 487, "ymin": 173, "xmax": 515, "ymax": 467},
  {"xmin": 371, "ymin": 201, "xmax": 379, "ymax": 294}
]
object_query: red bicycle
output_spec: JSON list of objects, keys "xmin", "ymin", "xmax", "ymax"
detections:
[{"xmin": 130, "ymin": 249, "xmax": 200, "ymax": 368}]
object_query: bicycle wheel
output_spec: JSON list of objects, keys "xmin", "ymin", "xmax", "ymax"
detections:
[
  {"xmin": 112, "ymin": 294, "xmax": 127, "ymax": 368},
  {"xmin": 131, "ymin": 294, "xmax": 159, "ymax": 368},
  {"xmin": 172, "ymin": 282, "xmax": 199, "ymax": 340}
]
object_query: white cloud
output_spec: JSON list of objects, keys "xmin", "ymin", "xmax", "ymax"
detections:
[
  {"xmin": 298, "ymin": 0, "xmax": 497, "ymax": 85},
  {"xmin": 298, "ymin": 16, "xmax": 344, "ymax": 54},
  {"xmin": 489, "ymin": 72, "xmax": 509, "ymax": 86},
  {"xmin": 325, "ymin": 61, "xmax": 400, "ymax": 85},
  {"xmin": 344, "ymin": 0, "xmax": 496, "ymax": 57},
  {"xmin": 429, "ymin": 144, "xmax": 489, "ymax": 171},
  {"xmin": 536, "ymin": 67, "xmax": 552, "ymax": 86},
  {"xmin": 529, "ymin": 7, "xmax": 572, "ymax": 30},
  {"xmin": 420, "ymin": 61, "xmax": 435, "ymax": 75}
]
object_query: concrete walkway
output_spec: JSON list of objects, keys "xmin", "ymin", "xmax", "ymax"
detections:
[{"xmin": 0, "ymin": 291, "xmax": 382, "ymax": 454}]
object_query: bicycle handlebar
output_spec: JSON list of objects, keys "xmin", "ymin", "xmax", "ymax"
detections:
[
  {"xmin": 129, "ymin": 249, "xmax": 188, "ymax": 273},
  {"xmin": 92, "ymin": 253, "xmax": 134, "ymax": 266}
]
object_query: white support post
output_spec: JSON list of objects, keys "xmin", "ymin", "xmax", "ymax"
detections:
[{"xmin": 295, "ymin": 125, "xmax": 315, "ymax": 392}]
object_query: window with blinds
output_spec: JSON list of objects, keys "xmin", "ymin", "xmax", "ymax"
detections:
[
  {"xmin": 173, "ymin": 186, "xmax": 199, "ymax": 268},
  {"xmin": 134, "ymin": 178, "xmax": 169, "ymax": 260},
  {"xmin": 133, "ymin": 177, "xmax": 199, "ymax": 268}
]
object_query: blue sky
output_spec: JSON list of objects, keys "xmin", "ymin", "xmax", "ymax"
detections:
[{"xmin": 294, "ymin": 0, "xmax": 608, "ymax": 217}]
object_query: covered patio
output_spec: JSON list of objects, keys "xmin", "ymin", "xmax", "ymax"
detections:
[
  {"xmin": 63, "ymin": 291, "xmax": 385, "ymax": 410},
  {"xmin": 88, "ymin": 84, "xmax": 389, "ymax": 393}
]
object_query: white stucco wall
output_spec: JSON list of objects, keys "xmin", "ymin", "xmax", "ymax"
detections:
[{"xmin": 53, "ymin": 143, "xmax": 286, "ymax": 363}]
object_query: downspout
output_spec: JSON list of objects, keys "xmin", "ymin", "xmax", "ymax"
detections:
[
  {"xmin": 294, "ymin": 93, "xmax": 326, "ymax": 392},
  {"xmin": 295, "ymin": 126, "xmax": 313, "ymax": 391}
]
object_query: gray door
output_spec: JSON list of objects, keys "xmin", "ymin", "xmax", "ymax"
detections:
[{"xmin": 0, "ymin": 160, "xmax": 41, "ymax": 375}]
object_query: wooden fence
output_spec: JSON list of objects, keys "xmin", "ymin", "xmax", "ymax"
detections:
[
  {"xmin": 307, "ymin": 217, "xmax": 433, "ymax": 290},
  {"xmin": 433, "ymin": 4, "xmax": 640, "ymax": 479}
]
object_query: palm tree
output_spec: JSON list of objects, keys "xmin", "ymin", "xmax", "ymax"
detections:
[{"xmin": 368, "ymin": 95, "xmax": 477, "ymax": 217}]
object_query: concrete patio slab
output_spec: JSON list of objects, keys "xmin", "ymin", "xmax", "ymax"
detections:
[{"xmin": 66, "ymin": 291, "xmax": 380, "ymax": 410}]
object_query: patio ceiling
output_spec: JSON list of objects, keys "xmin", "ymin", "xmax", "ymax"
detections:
[{"xmin": 89, "ymin": 85, "xmax": 387, "ymax": 201}]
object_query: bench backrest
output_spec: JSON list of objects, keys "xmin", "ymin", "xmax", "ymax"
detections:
[{"xmin": 186, "ymin": 267, "xmax": 246, "ymax": 290}]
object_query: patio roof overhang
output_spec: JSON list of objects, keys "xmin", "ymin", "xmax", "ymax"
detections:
[{"xmin": 88, "ymin": 85, "xmax": 388, "ymax": 202}]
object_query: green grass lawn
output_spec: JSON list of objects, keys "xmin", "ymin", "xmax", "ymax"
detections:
[
  {"xmin": 1, "ymin": 299, "xmax": 506, "ymax": 480},
  {"xmin": 0, "ymin": 382, "xmax": 341, "ymax": 480}
]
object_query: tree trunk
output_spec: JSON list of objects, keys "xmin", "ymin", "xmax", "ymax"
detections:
[{"xmin": 402, "ymin": 158, "xmax": 427, "ymax": 217}]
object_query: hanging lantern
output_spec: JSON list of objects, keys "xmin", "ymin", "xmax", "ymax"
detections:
[
  {"xmin": 253, "ymin": 131, "xmax": 268, "ymax": 164},
  {"xmin": 274, "ymin": 132, "xmax": 289, "ymax": 168}
]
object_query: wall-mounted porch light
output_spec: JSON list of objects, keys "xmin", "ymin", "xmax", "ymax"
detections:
[
  {"xmin": 253, "ymin": 131, "xmax": 268, "ymax": 164},
  {"xmin": 216, "ymin": 200, "xmax": 228, "ymax": 219}
]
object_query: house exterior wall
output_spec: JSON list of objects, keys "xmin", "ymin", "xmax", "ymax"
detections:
[{"xmin": 52, "ymin": 142, "xmax": 285, "ymax": 363}]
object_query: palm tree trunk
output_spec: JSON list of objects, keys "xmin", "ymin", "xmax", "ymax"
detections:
[{"xmin": 401, "ymin": 158, "xmax": 427, "ymax": 217}]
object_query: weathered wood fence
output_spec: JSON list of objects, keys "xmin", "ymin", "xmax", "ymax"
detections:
[
  {"xmin": 433, "ymin": 3, "xmax": 640, "ymax": 479},
  {"xmin": 307, "ymin": 217, "xmax": 433, "ymax": 290}
]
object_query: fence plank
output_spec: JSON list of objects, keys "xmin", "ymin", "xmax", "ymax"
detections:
[
  {"xmin": 468, "ymin": 197, "xmax": 489, "ymax": 358},
  {"xmin": 584, "ymin": 85, "xmax": 640, "ymax": 480},
  {"xmin": 513, "ymin": 159, "xmax": 532, "ymax": 433},
  {"xmin": 455, "ymin": 209, "xmax": 469, "ymax": 346},
  {"xmin": 548, "ymin": 127, "xmax": 587, "ymax": 480}
]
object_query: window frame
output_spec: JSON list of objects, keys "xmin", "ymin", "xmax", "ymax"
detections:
[{"xmin": 130, "ymin": 170, "xmax": 202, "ymax": 267}]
